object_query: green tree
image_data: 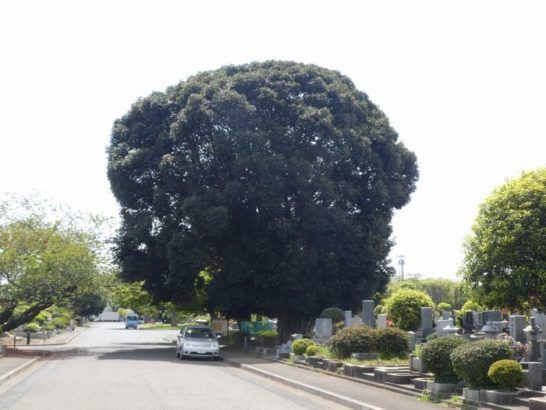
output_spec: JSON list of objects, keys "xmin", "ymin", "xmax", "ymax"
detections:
[
  {"xmin": 107, "ymin": 61, "xmax": 419, "ymax": 340},
  {"xmin": 0, "ymin": 197, "xmax": 102, "ymax": 331},
  {"xmin": 71, "ymin": 294, "xmax": 107, "ymax": 318},
  {"xmin": 463, "ymin": 168, "xmax": 546, "ymax": 310},
  {"xmin": 384, "ymin": 288, "xmax": 435, "ymax": 331},
  {"xmin": 385, "ymin": 277, "xmax": 466, "ymax": 309}
]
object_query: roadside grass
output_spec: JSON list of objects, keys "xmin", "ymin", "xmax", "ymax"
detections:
[
  {"xmin": 139, "ymin": 323, "xmax": 180, "ymax": 330},
  {"xmin": 342, "ymin": 356, "xmax": 408, "ymax": 366}
]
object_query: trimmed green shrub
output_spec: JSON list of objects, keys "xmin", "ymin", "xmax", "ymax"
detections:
[
  {"xmin": 451, "ymin": 340, "xmax": 513, "ymax": 389},
  {"xmin": 292, "ymin": 338, "xmax": 315, "ymax": 355},
  {"xmin": 375, "ymin": 327, "xmax": 410, "ymax": 359},
  {"xmin": 421, "ymin": 335, "xmax": 468, "ymax": 383},
  {"xmin": 52, "ymin": 317, "xmax": 70, "ymax": 329},
  {"xmin": 319, "ymin": 307, "xmax": 345, "ymax": 323},
  {"xmin": 329, "ymin": 326, "xmax": 377, "ymax": 358},
  {"xmin": 436, "ymin": 302, "xmax": 452, "ymax": 314},
  {"xmin": 384, "ymin": 289, "xmax": 435, "ymax": 331},
  {"xmin": 488, "ymin": 360, "xmax": 522, "ymax": 391},
  {"xmin": 34, "ymin": 310, "xmax": 52, "ymax": 325},
  {"xmin": 305, "ymin": 344, "xmax": 320, "ymax": 357},
  {"xmin": 24, "ymin": 323, "xmax": 40, "ymax": 332},
  {"xmin": 257, "ymin": 330, "xmax": 278, "ymax": 347},
  {"xmin": 44, "ymin": 323, "xmax": 56, "ymax": 332}
]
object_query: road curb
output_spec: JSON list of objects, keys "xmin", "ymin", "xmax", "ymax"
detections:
[
  {"xmin": 62, "ymin": 327, "xmax": 88, "ymax": 345},
  {"xmin": 223, "ymin": 357, "xmax": 385, "ymax": 410},
  {"xmin": 0, "ymin": 357, "xmax": 40, "ymax": 386}
]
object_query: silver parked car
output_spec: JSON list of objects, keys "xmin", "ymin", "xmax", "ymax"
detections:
[{"xmin": 176, "ymin": 326, "xmax": 221, "ymax": 360}]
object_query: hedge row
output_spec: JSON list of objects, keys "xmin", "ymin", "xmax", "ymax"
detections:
[{"xmin": 329, "ymin": 326, "xmax": 409, "ymax": 359}]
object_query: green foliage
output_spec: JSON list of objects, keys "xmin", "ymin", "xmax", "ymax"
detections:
[
  {"xmin": 436, "ymin": 302, "xmax": 452, "ymax": 312},
  {"xmin": 0, "ymin": 196, "xmax": 102, "ymax": 332},
  {"xmin": 72, "ymin": 293, "xmax": 106, "ymax": 317},
  {"xmin": 420, "ymin": 336, "xmax": 468, "ymax": 383},
  {"xmin": 24, "ymin": 323, "xmax": 40, "ymax": 332},
  {"xmin": 292, "ymin": 338, "xmax": 316, "ymax": 355},
  {"xmin": 451, "ymin": 340, "xmax": 513, "ymax": 389},
  {"xmin": 488, "ymin": 360, "xmax": 522, "ymax": 391},
  {"xmin": 44, "ymin": 323, "xmax": 56, "ymax": 332},
  {"xmin": 107, "ymin": 61, "xmax": 419, "ymax": 340},
  {"xmin": 257, "ymin": 330, "xmax": 278, "ymax": 347},
  {"xmin": 461, "ymin": 300, "xmax": 483, "ymax": 312},
  {"xmin": 51, "ymin": 317, "xmax": 70, "ymax": 329},
  {"xmin": 319, "ymin": 307, "xmax": 345, "ymax": 323},
  {"xmin": 34, "ymin": 310, "xmax": 52, "ymax": 325},
  {"xmin": 384, "ymin": 289, "xmax": 435, "ymax": 331},
  {"xmin": 386, "ymin": 278, "xmax": 466, "ymax": 309},
  {"xmin": 375, "ymin": 327, "xmax": 409, "ymax": 359},
  {"xmin": 374, "ymin": 305, "xmax": 384, "ymax": 315},
  {"xmin": 463, "ymin": 168, "xmax": 546, "ymax": 310},
  {"xmin": 305, "ymin": 344, "xmax": 321, "ymax": 356},
  {"xmin": 329, "ymin": 326, "xmax": 376, "ymax": 358}
]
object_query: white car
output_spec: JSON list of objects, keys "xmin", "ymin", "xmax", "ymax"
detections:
[{"xmin": 176, "ymin": 326, "xmax": 221, "ymax": 360}]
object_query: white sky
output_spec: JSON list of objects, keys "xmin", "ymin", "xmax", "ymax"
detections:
[{"xmin": 1, "ymin": 1, "xmax": 544, "ymax": 280}]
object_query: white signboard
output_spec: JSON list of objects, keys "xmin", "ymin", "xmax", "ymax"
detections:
[{"xmin": 212, "ymin": 319, "xmax": 228, "ymax": 335}]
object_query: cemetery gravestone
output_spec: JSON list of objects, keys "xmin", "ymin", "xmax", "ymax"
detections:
[
  {"xmin": 344, "ymin": 310, "xmax": 352, "ymax": 327},
  {"xmin": 510, "ymin": 315, "xmax": 526, "ymax": 343},
  {"xmin": 313, "ymin": 318, "xmax": 333, "ymax": 342},
  {"xmin": 362, "ymin": 300, "xmax": 375, "ymax": 327},
  {"xmin": 377, "ymin": 314, "xmax": 387, "ymax": 329},
  {"xmin": 420, "ymin": 307, "xmax": 433, "ymax": 331}
]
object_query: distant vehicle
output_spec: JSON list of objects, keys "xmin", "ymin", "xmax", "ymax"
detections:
[
  {"xmin": 98, "ymin": 312, "xmax": 120, "ymax": 322},
  {"xmin": 176, "ymin": 326, "xmax": 221, "ymax": 360},
  {"xmin": 125, "ymin": 314, "xmax": 139, "ymax": 329}
]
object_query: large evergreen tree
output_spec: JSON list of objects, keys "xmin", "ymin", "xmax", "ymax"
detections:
[{"xmin": 107, "ymin": 61, "xmax": 418, "ymax": 339}]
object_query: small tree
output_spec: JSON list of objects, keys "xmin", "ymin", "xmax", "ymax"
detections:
[
  {"xmin": 384, "ymin": 289, "xmax": 434, "ymax": 331},
  {"xmin": 463, "ymin": 168, "xmax": 546, "ymax": 310}
]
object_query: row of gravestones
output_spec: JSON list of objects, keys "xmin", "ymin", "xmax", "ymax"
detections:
[{"xmin": 313, "ymin": 301, "xmax": 546, "ymax": 345}]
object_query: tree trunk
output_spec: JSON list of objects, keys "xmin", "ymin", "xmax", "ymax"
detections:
[
  {"xmin": 2, "ymin": 303, "xmax": 50, "ymax": 332},
  {"xmin": 277, "ymin": 310, "xmax": 313, "ymax": 343},
  {"xmin": 170, "ymin": 311, "xmax": 178, "ymax": 327}
]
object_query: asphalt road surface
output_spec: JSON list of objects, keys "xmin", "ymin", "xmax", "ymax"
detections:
[{"xmin": 0, "ymin": 323, "xmax": 346, "ymax": 409}]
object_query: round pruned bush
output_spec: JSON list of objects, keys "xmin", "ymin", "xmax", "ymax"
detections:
[
  {"xmin": 319, "ymin": 307, "xmax": 345, "ymax": 323},
  {"xmin": 292, "ymin": 338, "xmax": 315, "ymax": 355},
  {"xmin": 421, "ymin": 335, "xmax": 468, "ymax": 383},
  {"xmin": 375, "ymin": 327, "xmax": 410, "ymax": 359},
  {"xmin": 451, "ymin": 340, "xmax": 513, "ymax": 389},
  {"xmin": 24, "ymin": 323, "xmax": 40, "ymax": 333},
  {"xmin": 305, "ymin": 344, "xmax": 321, "ymax": 357},
  {"xmin": 384, "ymin": 289, "xmax": 435, "ymax": 331},
  {"xmin": 329, "ymin": 326, "xmax": 377, "ymax": 358},
  {"xmin": 488, "ymin": 360, "xmax": 522, "ymax": 391},
  {"xmin": 257, "ymin": 330, "xmax": 278, "ymax": 347}
]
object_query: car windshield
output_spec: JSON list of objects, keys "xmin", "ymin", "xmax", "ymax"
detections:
[
  {"xmin": 127, "ymin": 316, "xmax": 138, "ymax": 321},
  {"xmin": 185, "ymin": 328, "xmax": 214, "ymax": 339}
]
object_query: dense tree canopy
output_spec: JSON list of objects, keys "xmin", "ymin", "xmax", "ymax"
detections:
[
  {"xmin": 107, "ymin": 61, "xmax": 418, "ymax": 338},
  {"xmin": 463, "ymin": 168, "xmax": 546, "ymax": 311}
]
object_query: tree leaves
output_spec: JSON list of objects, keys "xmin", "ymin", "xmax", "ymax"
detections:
[{"xmin": 108, "ymin": 61, "xmax": 419, "ymax": 334}]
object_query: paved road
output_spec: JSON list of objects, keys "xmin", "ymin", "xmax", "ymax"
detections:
[{"xmin": 0, "ymin": 323, "xmax": 345, "ymax": 409}]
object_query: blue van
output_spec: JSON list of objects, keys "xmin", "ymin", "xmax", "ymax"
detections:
[{"xmin": 125, "ymin": 314, "xmax": 139, "ymax": 329}]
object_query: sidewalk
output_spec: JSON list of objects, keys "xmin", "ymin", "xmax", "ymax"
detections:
[
  {"xmin": 0, "ymin": 326, "xmax": 87, "ymax": 386},
  {"xmin": 222, "ymin": 349, "xmax": 443, "ymax": 410},
  {"xmin": 5, "ymin": 326, "xmax": 87, "ymax": 348}
]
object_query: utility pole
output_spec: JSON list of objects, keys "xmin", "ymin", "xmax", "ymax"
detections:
[{"xmin": 397, "ymin": 255, "xmax": 405, "ymax": 280}]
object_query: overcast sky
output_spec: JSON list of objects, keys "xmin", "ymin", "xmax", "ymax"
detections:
[{"xmin": 1, "ymin": 1, "xmax": 544, "ymax": 280}]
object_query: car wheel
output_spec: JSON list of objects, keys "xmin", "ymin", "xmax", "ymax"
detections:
[{"xmin": 176, "ymin": 349, "xmax": 180, "ymax": 358}]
